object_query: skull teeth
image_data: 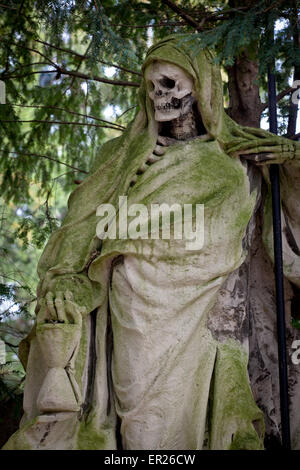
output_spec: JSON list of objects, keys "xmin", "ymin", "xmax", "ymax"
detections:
[
  {"xmin": 156, "ymin": 104, "xmax": 175, "ymax": 111},
  {"xmin": 156, "ymin": 98, "xmax": 181, "ymax": 111}
]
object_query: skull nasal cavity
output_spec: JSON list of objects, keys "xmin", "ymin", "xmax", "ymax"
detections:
[{"xmin": 159, "ymin": 77, "xmax": 175, "ymax": 89}]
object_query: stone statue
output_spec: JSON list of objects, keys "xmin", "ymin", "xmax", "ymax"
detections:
[{"xmin": 3, "ymin": 35, "xmax": 300, "ymax": 450}]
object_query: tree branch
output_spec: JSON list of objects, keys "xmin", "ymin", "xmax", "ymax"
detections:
[
  {"xmin": 33, "ymin": 39, "xmax": 92, "ymax": 60},
  {"xmin": 107, "ymin": 7, "xmax": 254, "ymax": 30},
  {"xmin": 34, "ymin": 39, "xmax": 142, "ymax": 77},
  {"xmin": 0, "ymin": 325, "xmax": 24, "ymax": 338},
  {"xmin": 286, "ymin": 132, "xmax": 300, "ymax": 140},
  {"xmin": 59, "ymin": 67, "xmax": 140, "ymax": 87},
  {"xmin": 0, "ymin": 3, "xmax": 17, "ymax": 10},
  {"xmin": 1, "ymin": 149, "xmax": 88, "ymax": 174},
  {"xmin": 0, "ymin": 118, "xmax": 124, "ymax": 130},
  {"xmin": 3, "ymin": 67, "xmax": 140, "ymax": 87},
  {"xmin": 109, "ymin": 21, "xmax": 187, "ymax": 29},
  {"xmin": 260, "ymin": 86, "xmax": 295, "ymax": 112},
  {"xmin": 2, "ymin": 69, "xmax": 57, "ymax": 80},
  {"xmin": 161, "ymin": 0, "xmax": 201, "ymax": 30},
  {"xmin": 62, "ymin": 41, "xmax": 92, "ymax": 97},
  {"xmin": 10, "ymin": 61, "xmax": 51, "ymax": 71},
  {"xmin": 5, "ymin": 103, "xmax": 125, "ymax": 129},
  {"xmin": 117, "ymin": 105, "xmax": 137, "ymax": 119},
  {"xmin": 4, "ymin": 340, "xmax": 19, "ymax": 349},
  {"xmin": 13, "ymin": 43, "xmax": 58, "ymax": 68}
]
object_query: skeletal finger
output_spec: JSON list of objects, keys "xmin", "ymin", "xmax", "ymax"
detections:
[
  {"xmin": 46, "ymin": 291, "xmax": 57, "ymax": 321},
  {"xmin": 36, "ymin": 299, "xmax": 50, "ymax": 325},
  {"xmin": 240, "ymin": 153, "xmax": 264, "ymax": 161},
  {"xmin": 153, "ymin": 145, "xmax": 166, "ymax": 156},
  {"xmin": 240, "ymin": 145, "xmax": 286, "ymax": 156},
  {"xmin": 198, "ymin": 133, "xmax": 211, "ymax": 142},
  {"xmin": 65, "ymin": 300, "xmax": 82, "ymax": 326},
  {"xmin": 64, "ymin": 292, "xmax": 82, "ymax": 326},
  {"xmin": 137, "ymin": 163, "xmax": 149, "ymax": 174},
  {"xmin": 254, "ymin": 153, "xmax": 274, "ymax": 162},
  {"xmin": 147, "ymin": 154, "xmax": 162, "ymax": 164},
  {"xmin": 64, "ymin": 290, "xmax": 73, "ymax": 301},
  {"xmin": 256, "ymin": 156, "xmax": 283, "ymax": 166},
  {"xmin": 55, "ymin": 291, "xmax": 67, "ymax": 323},
  {"xmin": 157, "ymin": 135, "xmax": 168, "ymax": 146},
  {"xmin": 240, "ymin": 152, "xmax": 277, "ymax": 163},
  {"xmin": 79, "ymin": 306, "xmax": 87, "ymax": 317}
]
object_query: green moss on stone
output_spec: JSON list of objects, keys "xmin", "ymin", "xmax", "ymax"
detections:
[{"xmin": 77, "ymin": 420, "xmax": 116, "ymax": 450}]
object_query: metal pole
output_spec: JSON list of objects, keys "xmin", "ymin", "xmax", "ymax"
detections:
[{"xmin": 267, "ymin": 51, "xmax": 291, "ymax": 450}]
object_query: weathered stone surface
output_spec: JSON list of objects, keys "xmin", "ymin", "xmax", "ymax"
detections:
[{"xmin": 3, "ymin": 35, "xmax": 300, "ymax": 450}]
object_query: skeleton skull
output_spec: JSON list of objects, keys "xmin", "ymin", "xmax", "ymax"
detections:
[{"xmin": 145, "ymin": 61, "xmax": 194, "ymax": 122}]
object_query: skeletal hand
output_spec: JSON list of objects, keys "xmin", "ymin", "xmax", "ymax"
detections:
[
  {"xmin": 37, "ymin": 291, "xmax": 85, "ymax": 326},
  {"xmin": 157, "ymin": 135, "xmax": 179, "ymax": 148}
]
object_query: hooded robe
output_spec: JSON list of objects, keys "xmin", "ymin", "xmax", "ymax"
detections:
[{"xmin": 3, "ymin": 35, "xmax": 300, "ymax": 450}]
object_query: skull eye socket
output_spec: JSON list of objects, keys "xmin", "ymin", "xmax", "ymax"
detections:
[
  {"xmin": 159, "ymin": 76, "xmax": 175, "ymax": 89},
  {"xmin": 148, "ymin": 81, "xmax": 155, "ymax": 91}
]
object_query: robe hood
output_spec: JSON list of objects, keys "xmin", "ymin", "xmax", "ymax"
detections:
[{"xmin": 142, "ymin": 35, "xmax": 224, "ymax": 139}]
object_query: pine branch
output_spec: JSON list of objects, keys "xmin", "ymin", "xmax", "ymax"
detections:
[
  {"xmin": 34, "ymin": 39, "xmax": 142, "ymax": 77},
  {"xmin": 1, "ymin": 149, "xmax": 88, "ymax": 174},
  {"xmin": 33, "ymin": 40, "xmax": 91, "ymax": 60},
  {"xmin": 3, "ymin": 68, "xmax": 140, "ymax": 87},
  {"xmin": 44, "ymin": 188, "xmax": 57, "ymax": 232},
  {"xmin": 13, "ymin": 44, "xmax": 57, "ymax": 68},
  {"xmin": 4, "ymin": 341, "xmax": 19, "ymax": 349},
  {"xmin": 0, "ymin": 274, "xmax": 32, "ymax": 289},
  {"xmin": 0, "ymin": 301, "xmax": 19, "ymax": 318},
  {"xmin": 117, "ymin": 105, "xmax": 137, "ymax": 119},
  {"xmin": 192, "ymin": 6, "xmax": 249, "ymax": 16},
  {"xmin": 10, "ymin": 42, "xmax": 95, "ymax": 165},
  {"xmin": 59, "ymin": 67, "xmax": 140, "ymax": 87},
  {"xmin": 9, "ymin": 62, "xmax": 51, "ymax": 71},
  {"xmin": 18, "ymin": 0, "xmax": 25, "ymax": 14},
  {"xmin": 0, "ymin": 3, "xmax": 17, "ymax": 10},
  {"xmin": 69, "ymin": 41, "xmax": 92, "ymax": 90},
  {"xmin": 109, "ymin": 21, "xmax": 187, "ymax": 29},
  {"xmin": 96, "ymin": 60, "xmax": 142, "ymax": 78},
  {"xmin": 2, "ymin": 70, "xmax": 57, "ymax": 80},
  {"xmin": 0, "ymin": 325, "xmax": 24, "ymax": 338},
  {"xmin": 5, "ymin": 104, "xmax": 125, "ymax": 129},
  {"xmin": 108, "ymin": 11, "xmax": 254, "ymax": 30},
  {"xmin": 161, "ymin": 0, "xmax": 201, "ymax": 30},
  {"xmin": 0, "ymin": 297, "xmax": 35, "ymax": 318},
  {"xmin": 261, "ymin": 0, "xmax": 285, "ymax": 14},
  {"xmin": 0, "ymin": 118, "xmax": 124, "ymax": 130},
  {"xmin": 8, "ymin": 40, "xmax": 141, "ymax": 85}
]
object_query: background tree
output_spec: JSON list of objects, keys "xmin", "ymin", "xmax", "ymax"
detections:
[{"xmin": 0, "ymin": 0, "xmax": 299, "ymax": 447}]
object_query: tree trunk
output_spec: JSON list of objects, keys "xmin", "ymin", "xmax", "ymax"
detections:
[
  {"xmin": 226, "ymin": 53, "xmax": 262, "ymax": 128},
  {"xmin": 227, "ymin": 41, "xmax": 300, "ymax": 448}
]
